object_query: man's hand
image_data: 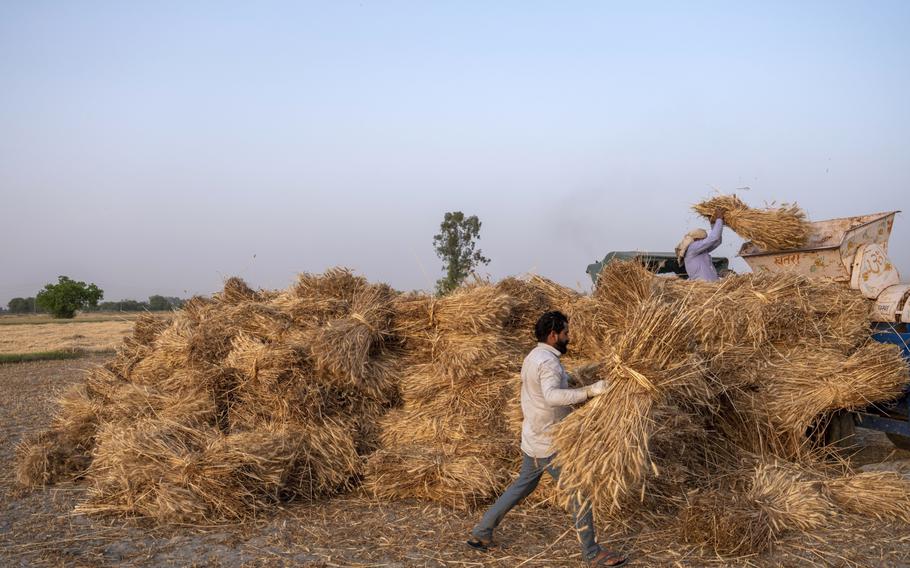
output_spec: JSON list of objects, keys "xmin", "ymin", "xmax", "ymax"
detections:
[
  {"xmin": 584, "ymin": 380, "xmax": 608, "ymax": 398},
  {"xmin": 713, "ymin": 207, "xmax": 726, "ymax": 223}
]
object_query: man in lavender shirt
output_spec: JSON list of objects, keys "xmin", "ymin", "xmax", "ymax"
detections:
[{"xmin": 677, "ymin": 208, "xmax": 726, "ymax": 281}]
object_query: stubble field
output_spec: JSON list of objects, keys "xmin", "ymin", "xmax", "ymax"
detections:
[{"xmin": 0, "ymin": 313, "xmax": 170, "ymax": 357}]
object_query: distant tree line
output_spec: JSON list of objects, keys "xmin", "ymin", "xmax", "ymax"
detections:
[
  {"xmin": 7, "ymin": 285, "xmax": 185, "ymax": 316},
  {"xmin": 92, "ymin": 295, "xmax": 186, "ymax": 312},
  {"xmin": 6, "ymin": 297, "xmax": 42, "ymax": 314}
]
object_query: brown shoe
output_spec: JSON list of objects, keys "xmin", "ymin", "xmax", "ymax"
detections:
[{"xmin": 588, "ymin": 549, "xmax": 628, "ymax": 566}]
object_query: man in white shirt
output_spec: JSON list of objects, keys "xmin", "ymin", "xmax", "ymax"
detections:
[{"xmin": 467, "ymin": 311, "xmax": 628, "ymax": 567}]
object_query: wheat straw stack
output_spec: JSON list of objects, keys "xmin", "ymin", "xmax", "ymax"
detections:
[
  {"xmin": 694, "ymin": 194, "xmax": 811, "ymax": 251},
  {"xmin": 363, "ymin": 279, "xmax": 544, "ymax": 509},
  {"xmin": 18, "ymin": 271, "xmax": 402, "ymax": 523},
  {"xmin": 364, "ymin": 440, "xmax": 516, "ymax": 511},
  {"xmin": 679, "ymin": 459, "xmax": 833, "ymax": 555},
  {"xmin": 16, "ymin": 259, "xmax": 910, "ymax": 553}
]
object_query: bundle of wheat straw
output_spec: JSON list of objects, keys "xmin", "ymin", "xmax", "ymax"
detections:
[
  {"xmin": 76, "ymin": 419, "xmax": 220, "ymax": 521},
  {"xmin": 746, "ymin": 461, "xmax": 833, "ymax": 534},
  {"xmin": 215, "ymin": 276, "xmax": 261, "ymax": 305},
  {"xmin": 494, "ymin": 276, "xmax": 554, "ymax": 332},
  {"xmin": 15, "ymin": 428, "xmax": 95, "ymax": 487},
  {"xmin": 824, "ymin": 471, "xmax": 910, "ymax": 523},
  {"xmin": 757, "ymin": 342, "xmax": 909, "ymax": 444},
  {"xmin": 694, "ymin": 194, "xmax": 811, "ymax": 251},
  {"xmin": 551, "ymin": 294, "xmax": 708, "ymax": 515},
  {"xmin": 679, "ymin": 489, "xmax": 775, "ymax": 556},
  {"xmin": 363, "ymin": 374, "xmax": 517, "ymax": 508}
]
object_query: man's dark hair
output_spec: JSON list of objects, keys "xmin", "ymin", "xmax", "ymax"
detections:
[{"xmin": 535, "ymin": 310, "xmax": 569, "ymax": 342}]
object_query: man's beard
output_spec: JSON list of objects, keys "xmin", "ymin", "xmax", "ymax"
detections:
[{"xmin": 555, "ymin": 339, "xmax": 569, "ymax": 354}]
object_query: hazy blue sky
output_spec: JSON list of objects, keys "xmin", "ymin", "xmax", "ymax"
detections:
[{"xmin": 2, "ymin": 1, "xmax": 908, "ymax": 305}]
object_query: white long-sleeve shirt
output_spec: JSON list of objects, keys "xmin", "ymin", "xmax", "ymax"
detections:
[{"xmin": 520, "ymin": 343, "xmax": 590, "ymax": 458}]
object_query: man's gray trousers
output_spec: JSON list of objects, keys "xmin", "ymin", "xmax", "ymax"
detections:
[{"xmin": 470, "ymin": 452, "xmax": 600, "ymax": 561}]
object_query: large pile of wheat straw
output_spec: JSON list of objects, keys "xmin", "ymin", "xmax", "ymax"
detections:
[
  {"xmin": 16, "ymin": 271, "xmax": 400, "ymax": 522},
  {"xmin": 15, "ymin": 262, "xmax": 910, "ymax": 561}
]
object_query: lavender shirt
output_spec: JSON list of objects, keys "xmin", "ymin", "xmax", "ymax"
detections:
[{"xmin": 684, "ymin": 219, "xmax": 724, "ymax": 281}]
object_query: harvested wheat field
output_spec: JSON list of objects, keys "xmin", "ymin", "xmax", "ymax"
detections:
[
  {"xmin": 6, "ymin": 268, "xmax": 910, "ymax": 567},
  {"xmin": 0, "ymin": 320, "xmax": 135, "ymax": 355}
]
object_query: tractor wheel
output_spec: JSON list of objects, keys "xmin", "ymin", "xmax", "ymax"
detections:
[
  {"xmin": 886, "ymin": 432, "xmax": 910, "ymax": 451},
  {"xmin": 824, "ymin": 411, "xmax": 857, "ymax": 450}
]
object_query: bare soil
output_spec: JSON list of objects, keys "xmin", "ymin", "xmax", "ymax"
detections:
[{"xmin": 3, "ymin": 357, "xmax": 910, "ymax": 567}]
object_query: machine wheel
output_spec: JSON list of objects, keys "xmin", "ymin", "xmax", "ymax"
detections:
[
  {"xmin": 886, "ymin": 432, "xmax": 910, "ymax": 451},
  {"xmin": 824, "ymin": 411, "xmax": 857, "ymax": 450}
]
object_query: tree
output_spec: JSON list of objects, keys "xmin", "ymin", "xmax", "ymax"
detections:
[
  {"xmin": 148, "ymin": 295, "xmax": 170, "ymax": 311},
  {"xmin": 148, "ymin": 295, "xmax": 185, "ymax": 311},
  {"xmin": 98, "ymin": 299, "xmax": 148, "ymax": 312},
  {"xmin": 8, "ymin": 297, "xmax": 36, "ymax": 314},
  {"xmin": 433, "ymin": 211, "xmax": 490, "ymax": 295},
  {"xmin": 35, "ymin": 276, "xmax": 103, "ymax": 319}
]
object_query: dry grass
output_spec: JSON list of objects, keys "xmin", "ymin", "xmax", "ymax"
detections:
[{"xmin": 694, "ymin": 194, "xmax": 812, "ymax": 251}]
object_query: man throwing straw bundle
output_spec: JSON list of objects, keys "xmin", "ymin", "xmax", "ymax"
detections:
[{"xmin": 466, "ymin": 311, "xmax": 628, "ymax": 567}]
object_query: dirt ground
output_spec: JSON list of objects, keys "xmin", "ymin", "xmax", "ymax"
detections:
[{"xmin": 4, "ymin": 357, "xmax": 910, "ymax": 567}]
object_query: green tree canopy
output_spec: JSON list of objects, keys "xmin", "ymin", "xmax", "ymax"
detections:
[
  {"xmin": 97, "ymin": 299, "xmax": 148, "ymax": 312},
  {"xmin": 35, "ymin": 276, "xmax": 103, "ymax": 318},
  {"xmin": 7, "ymin": 297, "xmax": 36, "ymax": 314},
  {"xmin": 432, "ymin": 211, "xmax": 490, "ymax": 295},
  {"xmin": 148, "ymin": 295, "xmax": 170, "ymax": 311}
]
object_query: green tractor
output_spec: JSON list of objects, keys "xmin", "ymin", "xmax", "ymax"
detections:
[{"xmin": 585, "ymin": 251, "xmax": 730, "ymax": 286}]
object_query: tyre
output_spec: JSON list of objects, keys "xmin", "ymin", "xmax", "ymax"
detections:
[{"xmin": 886, "ymin": 432, "xmax": 910, "ymax": 451}]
